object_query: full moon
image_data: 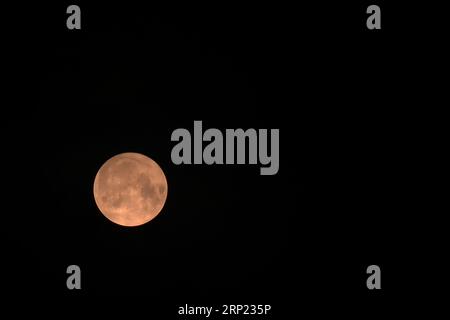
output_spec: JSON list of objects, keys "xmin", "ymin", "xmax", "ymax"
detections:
[{"xmin": 93, "ymin": 152, "xmax": 168, "ymax": 227}]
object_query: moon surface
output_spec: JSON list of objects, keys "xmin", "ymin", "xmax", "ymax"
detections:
[{"xmin": 93, "ymin": 153, "xmax": 168, "ymax": 227}]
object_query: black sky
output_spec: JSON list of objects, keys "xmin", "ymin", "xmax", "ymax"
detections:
[{"xmin": 4, "ymin": 0, "xmax": 434, "ymax": 316}]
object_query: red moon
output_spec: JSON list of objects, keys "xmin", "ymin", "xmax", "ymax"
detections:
[{"xmin": 93, "ymin": 153, "xmax": 168, "ymax": 227}]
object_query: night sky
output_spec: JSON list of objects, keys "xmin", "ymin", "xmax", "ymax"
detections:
[{"xmin": 4, "ymin": 1, "xmax": 435, "ymax": 317}]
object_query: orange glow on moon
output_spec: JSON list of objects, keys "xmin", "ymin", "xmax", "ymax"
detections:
[{"xmin": 93, "ymin": 153, "xmax": 168, "ymax": 227}]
